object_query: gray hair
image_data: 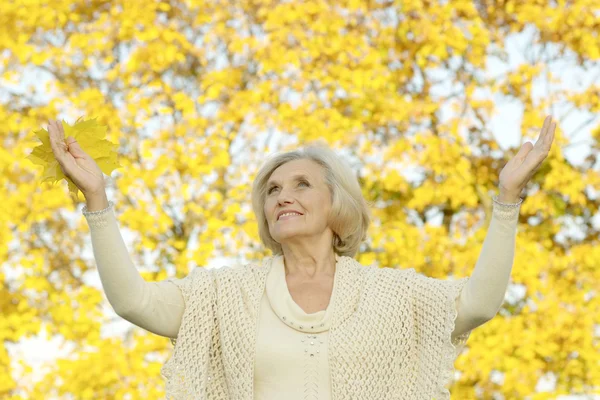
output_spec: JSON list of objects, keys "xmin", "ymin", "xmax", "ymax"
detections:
[{"xmin": 251, "ymin": 144, "xmax": 372, "ymax": 257}]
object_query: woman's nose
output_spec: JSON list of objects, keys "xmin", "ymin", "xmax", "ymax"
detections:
[
  {"xmin": 277, "ymin": 196, "xmax": 292, "ymax": 205},
  {"xmin": 276, "ymin": 189, "xmax": 293, "ymax": 205}
]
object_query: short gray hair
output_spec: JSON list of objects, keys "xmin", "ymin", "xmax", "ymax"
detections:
[{"xmin": 251, "ymin": 144, "xmax": 372, "ymax": 257}]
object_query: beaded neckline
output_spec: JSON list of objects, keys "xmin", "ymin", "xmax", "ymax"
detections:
[{"xmin": 265, "ymin": 254, "xmax": 340, "ymax": 333}]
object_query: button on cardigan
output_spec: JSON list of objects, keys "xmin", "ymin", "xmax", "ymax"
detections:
[{"xmin": 82, "ymin": 195, "xmax": 521, "ymax": 399}]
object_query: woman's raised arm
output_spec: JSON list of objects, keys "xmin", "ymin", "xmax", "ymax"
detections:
[
  {"xmin": 83, "ymin": 197, "xmax": 185, "ymax": 338},
  {"xmin": 47, "ymin": 118, "xmax": 188, "ymax": 339}
]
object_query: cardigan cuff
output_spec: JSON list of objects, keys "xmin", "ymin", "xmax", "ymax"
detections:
[
  {"xmin": 491, "ymin": 195, "xmax": 522, "ymax": 221},
  {"xmin": 82, "ymin": 200, "xmax": 115, "ymax": 229}
]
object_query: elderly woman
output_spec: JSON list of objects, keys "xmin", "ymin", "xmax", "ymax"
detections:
[{"xmin": 49, "ymin": 116, "xmax": 556, "ymax": 399}]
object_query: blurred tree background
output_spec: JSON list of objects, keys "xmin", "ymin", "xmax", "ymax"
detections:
[{"xmin": 1, "ymin": 0, "xmax": 599, "ymax": 398}]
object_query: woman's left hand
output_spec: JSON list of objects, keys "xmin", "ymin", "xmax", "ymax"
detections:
[{"xmin": 498, "ymin": 115, "xmax": 556, "ymax": 201}]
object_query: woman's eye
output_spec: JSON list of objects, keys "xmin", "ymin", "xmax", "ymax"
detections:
[{"xmin": 268, "ymin": 181, "xmax": 309, "ymax": 194}]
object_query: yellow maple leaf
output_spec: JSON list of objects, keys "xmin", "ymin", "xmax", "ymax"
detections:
[{"xmin": 26, "ymin": 117, "xmax": 121, "ymax": 201}]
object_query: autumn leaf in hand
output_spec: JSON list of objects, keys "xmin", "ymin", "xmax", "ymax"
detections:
[{"xmin": 26, "ymin": 117, "xmax": 121, "ymax": 200}]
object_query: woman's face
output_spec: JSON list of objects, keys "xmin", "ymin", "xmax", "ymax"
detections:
[{"xmin": 264, "ymin": 159, "xmax": 333, "ymax": 246}]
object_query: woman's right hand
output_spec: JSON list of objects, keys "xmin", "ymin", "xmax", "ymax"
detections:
[{"xmin": 48, "ymin": 119, "xmax": 106, "ymax": 197}]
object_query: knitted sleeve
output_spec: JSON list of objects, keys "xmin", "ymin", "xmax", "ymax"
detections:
[{"xmin": 411, "ymin": 272, "xmax": 472, "ymax": 398}]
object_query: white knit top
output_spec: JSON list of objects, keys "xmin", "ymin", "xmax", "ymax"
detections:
[{"xmin": 255, "ymin": 254, "xmax": 339, "ymax": 399}]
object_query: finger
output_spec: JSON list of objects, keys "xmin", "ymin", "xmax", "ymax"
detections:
[
  {"xmin": 517, "ymin": 141, "xmax": 534, "ymax": 160},
  {"xmin": 533, "ymin": 118, "xmax": 555, "ymax": 157},
  {"xmin": 55, "ymin": 119, "xmax": 66, "ymax": 141},
  {"xmin": 539, "ymin": 120, "xmax": 556, "ymax": 152},
  {"xmin": 48, "ymin": 121, "xmax": 61, "ymax": 153},
  {"xmin": 49, "ymin": 121, "xmax": 63, "ymax": 150},
  {"xmin": 537, "ymin": 116, "xmax": 551, "ymax": 145},
  {"xmin": 48, "ymin": 121, "xmax": 68, "ymax": 160},
  {"xmin": 66, "ymin": 137, "xmax": 87, "ymax": 158},
  {"xmin": 547, "ymin": 121, "xmax": 556, "ymax": 145}
]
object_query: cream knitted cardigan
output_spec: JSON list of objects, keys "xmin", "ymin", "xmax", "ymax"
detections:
[{"xmin": 161, "ymin": 255, "xmax": 471, "ymax": 400}]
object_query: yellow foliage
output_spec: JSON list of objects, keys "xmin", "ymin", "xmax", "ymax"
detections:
[
  {"xmin": 3, "ymin": 0, "xmax": 600, "ymax": 398},
  {"xmin": 25, "ymin": 117, "xmax": 121, "ymax": 200}
]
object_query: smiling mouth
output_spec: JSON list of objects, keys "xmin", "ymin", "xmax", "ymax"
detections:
[{"xmin": 278, "ymin": 213, "xmax": 302, "ymax": 221}]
